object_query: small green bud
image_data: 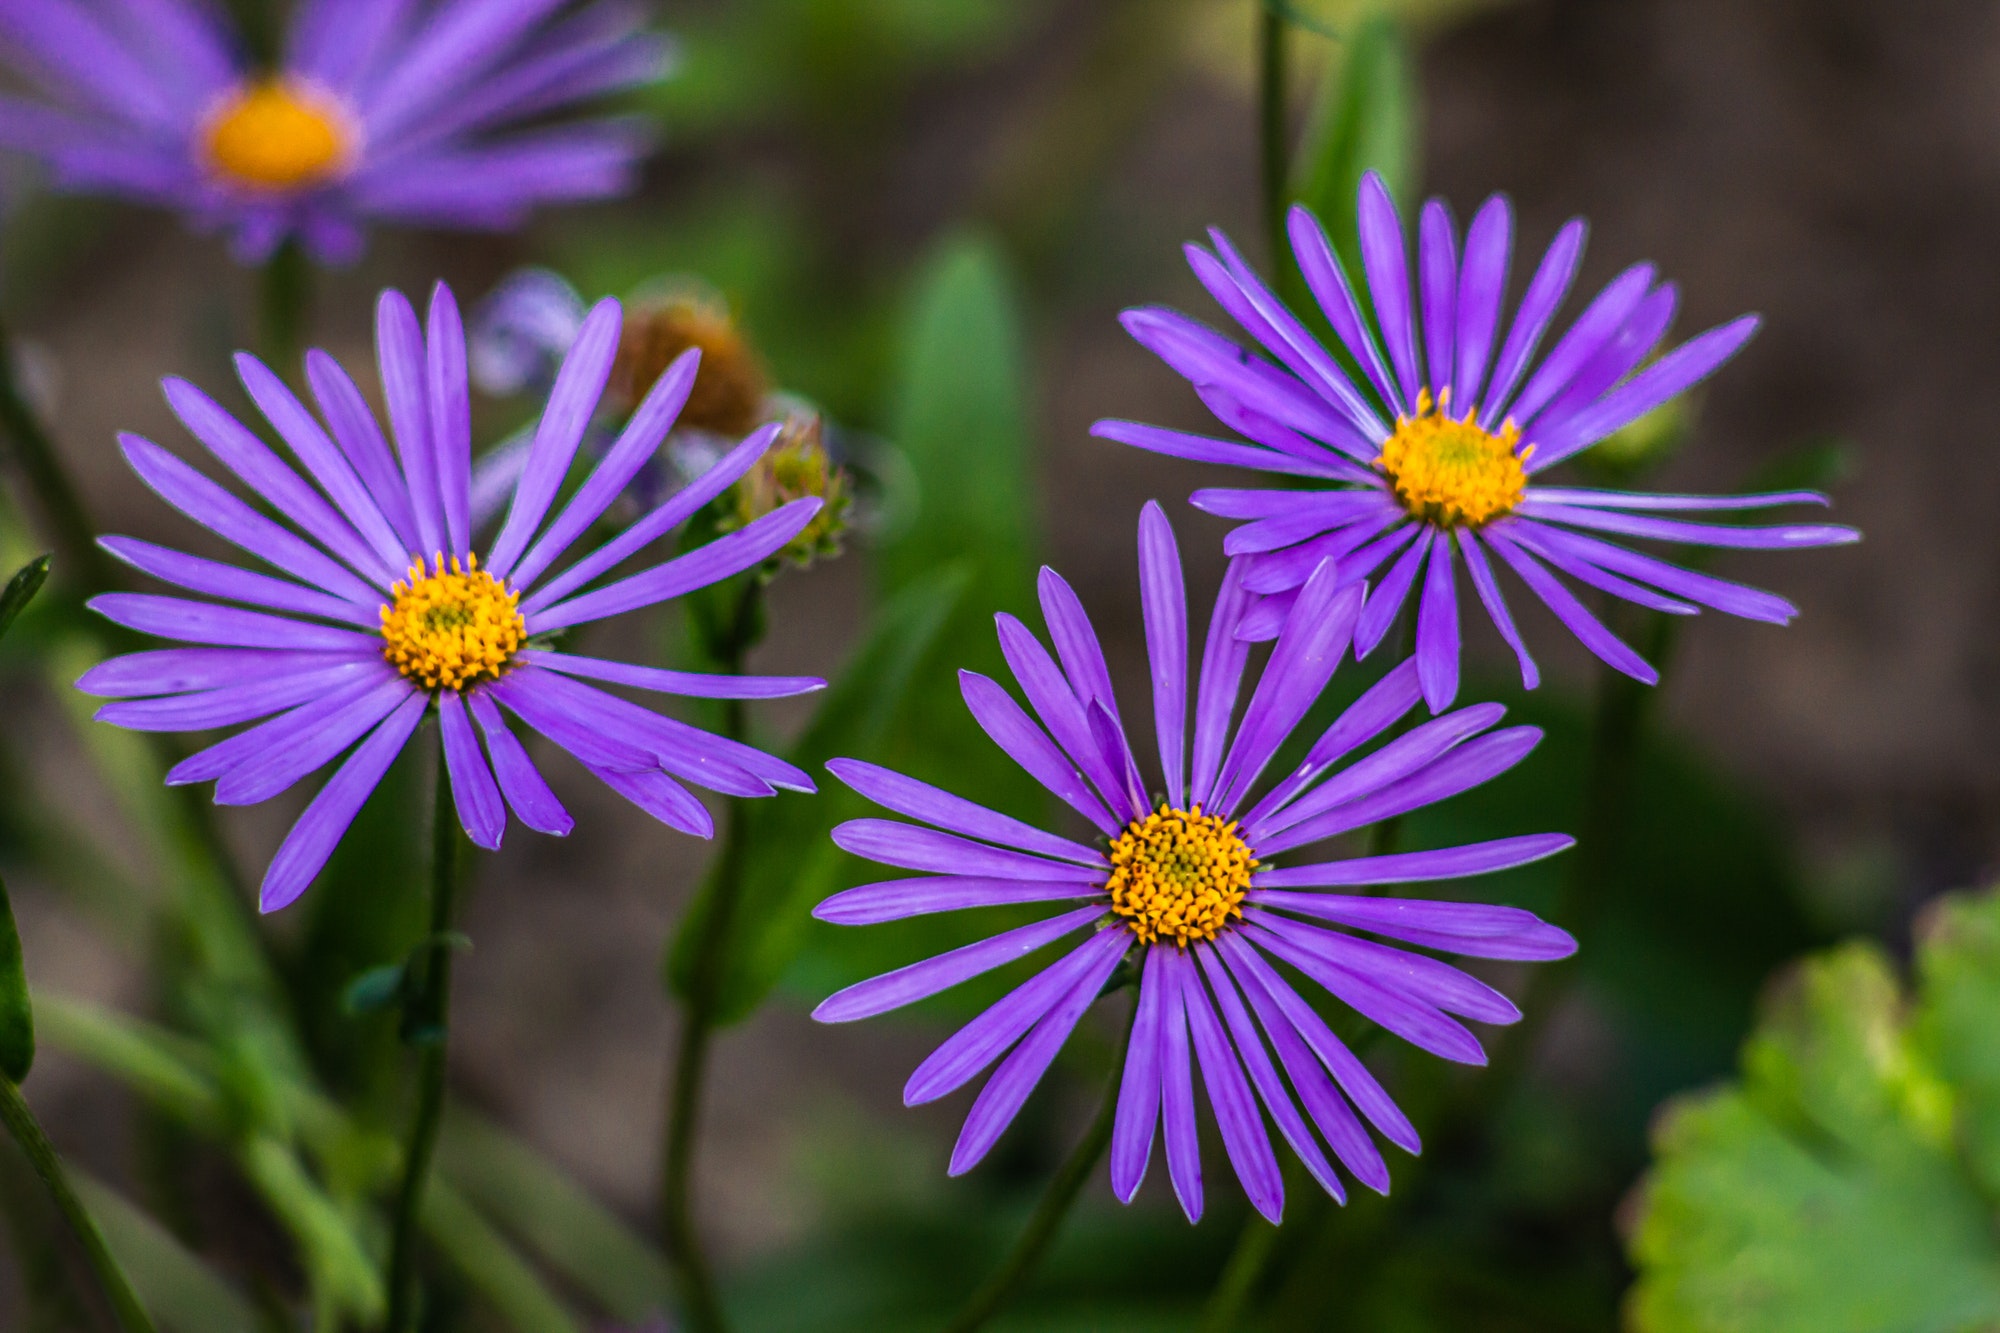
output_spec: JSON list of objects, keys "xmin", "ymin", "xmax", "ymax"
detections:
[{"xmin": 724, "ymin": 411, "xmax": 852, "ymax": 570}]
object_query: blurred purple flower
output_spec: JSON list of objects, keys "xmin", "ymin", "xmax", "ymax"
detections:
[
  {"xmin": 76, "ymin": 284, "xmax": 823, "ymax": 912},
  {"xmin": 1094, "ymin": 172, "xmax": 1858, "ymax": 712},
  {"xmin": 0, "ymin": 1, "xmax": 673, "ymax": 263},
  {"xmin": 812, "ymin": 502, "xmax": 1575, "ymax": 1222}
]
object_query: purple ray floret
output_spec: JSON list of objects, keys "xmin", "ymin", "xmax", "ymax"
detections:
[
  {"xmin": 1093, "ymin": 172, "xmax": 1859, "ymax": 711},
  {"xmin": 0, "ymin": 0, "xmax": 674, "ymax": 263},
  {"xmin": 811, "ymin": 502, "xmax": 1575, "ymax": 1222},
  {"xmin": 77, "ymin": 281, "xmax": 823, "ymax": 913}
]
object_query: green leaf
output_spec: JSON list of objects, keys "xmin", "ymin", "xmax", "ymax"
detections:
[
  {"xmin": 339, "ymin": 963, "xmax": 407, "ymax": 1017},
  {"xmin": 438, "ymin": 1108, "xmax": 673, "ymax": 1323},
  {"xmin": 71, "ymin": 1174, "xmax": 260, "ymax": 1333},
  {"xmin": 0, "ymin": 554, "xmax": 50, "ymax": 643},
  {"xmin": 1628, "ymin": 895, "xmax": 2000, "ymax": 1333},
  {"xmin": 0, "ymin": 871, "xmax": 32, "ymax": 1082},
  {"xmin": 1290, "ymin": 13, "xmax": 1417, "ymax": 278},
  {"xmin": 669, "ymin": 564, "xmax": 969, "ymax": 1024},
  {"xmin": 422, "ymin": 1182, "xmax": 583, "ymax": 1333},
  {"xmin": 1911, "ymin": 889, "xmax": 2000, "ymax": 1197}
]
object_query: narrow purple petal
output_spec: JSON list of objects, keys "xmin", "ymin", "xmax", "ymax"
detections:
[
  {"xmin": 1417, "ymin": 199, "xmax": 1457, "ymax": 398},
  {"xmin": 996, "ymin": 614, "xmax": 1140, "ymax": 824},
  {"xmin": 959, "ymin": 671, "xmax": 1119, "ymax": 836},
  {"xmin": 484, "ymin": 671, "xmax": 658, "ymax": 773},
  {"xmin": 1159, "ymin": 949, "xmax": 1204, "ymax": 1223},
  {"xmin": 904, "ymin": 927, "xmax": 1128, "ymax": 1104},
  {"xmin": 588, "ymin": 765, "xmax": 713, "ymax": 837},
  {"xmin": 1482, "ymin": 529, "xmax": 1657, "ymax": 683},
  {"xmin": 1138, "ymin": 502, "xmax": 1188, "ymax": 807},
  {"xmin": 1111, "ymin": 948, "xmax": 1170, "ymax": 1203},
  {"xmin": 1452, "ymin": 195, "xmax": 1512, "ymax": 411},
  {"xmin": 376, "ymin": 290, "xmax": 446, "ymax": 559},
  {"xmin": 439, "ymin": 692, "xmax": 505, "ymax": 850},
  {"xmin": 1529, "ymin": 316, "xmax": 1762, "ymax": 469},
  {"xmin": 1193, "ymin": 384, "xmax": 1381, "ymax": 481},
  {"xmin": 485, "ymin": 298, "xmax": 622, "ymax": 578},
  {"xmin": 1501, "ymin": 263, "xmax": 1654, "ymax": 427},
  {"xmin": 1414, "ymin": 531, "xmax": 1460, "ymax": 712},
  {"xmin": 1192, "ymin": 487, "xmax": 1386, "ymax": 524},
  {"xmin": 1246, "ymin": 918, "xmax": 1488, "ymax": 1064},
  {"xmin": 1357, "ymin": 173, "xmax": 1421, "ymax": 410},
  {"xmin": 1506, "ymin": 521, "xmax": 1699, "ymax": 616},
  {"xmin": 215, "ymin": 676, "xmax": 416, "ymax": 805},
  {"xmin": 1244, "ymin": 658, "xmax": 1423, "ymax": 827},
  {"xmin": 950, "ymin": 932, "xmax": 1125, "ymax": 1175},
  {"xmin": 305, "ymin": 348, "xmax": 419, "ymax": 552},
  {"xmin": 1234, "ymin": 589, "xmax": 1296, "ymax": 645},
  {"xmin": 1516, "ymin": 500, "xmax": 1858, "ymax": 551},
  {"xmin": 1087, "ymin": 700, "xmax": 1150, "ymax": 821},
  {"xmin": 1341, "ymin": 516, "xmax": 1421, "ymax": 588},
  {"xmin": 1257, "ymin": 893, "xmax": 1578, "ymax": 962},
  {"xmin": 1457, "ymin": 530, "xmax": 1538, "ymax": 689},
  {"xmin": 1254, "ymin": 834, "xmax": 1573, "ymax": 888},
  {"xmin": 827, "ymin": 758, "xmax": 1104, "ymax": 867},
  {"xmin": 466, "ymin": 689, "xmax": 572, "ymax": 836},
  {"xmin": 1251, "ymin": 914, "xmax": 1520, "ymax": 1024},
  {"xmin": 1285, "ymin": 207, "xmax": 1402, "ymax": 419},
  {"xmin": 93, "ymin": 661, "xmax": 383, "ymax": 732},
  {"xmin": 89, "ymin": 593, "xmax": 377, "ymax": 651},
  {"xmin": 520, "ymin": 648, "xmax": 823, "ymax": 699},
  {"xmin": 259, "ymin": 693, "xmax": 427, "ymax": 912},
  {"xmin": 1527, "ymin": 282, "xmax": 1678, "ymax": 437},
  {"xmin": 165, "ymin": 674, "xmax": 393, "ymax": 788},
  {"xmin": 1190, "ymin": 561, "xmax": 1252, "ymax": 809},
  {"xmin": 1482, "ymin": 218, "xmax": 1586, "ymax": 426},
  {"xmin": 426, "ymin": 284, "xmax": 473, "ymax": 558},
  {"xmin": 100, "ymin": 536, "xmax": 375, "ymax": 626},
  {"xmin": 1523, "ymin": 486, "xmax": 1831, "ymax": 513},
  {"xmin": 833, "ymin": 820, "xmax": 1105, "ymax": 882},
  {"xmin": 1038, "ymin": 566, "xmax": 1118, "ymax": 719},
  {"xmin": 1182, "ymin": 950, "xmax": 1284, "ymax": 1222},
  {"xmin": 1216, "ymin": 568, "xmax": 1365, "ymax": 812},
  {"xmin": 814, "ymin": 877, "xmax": 1100, "ymax": 926},
  {"xmin": 1513, "ymin": 523, "xmax": 1795, "ymax": 622},
  {"xmin": 813, "ymin": 907, "xmax": 1105, "ymax": 1023},
  {"xmin": 78, "ymin": 647, "xmax": 371, "ymax": 699},
  {"xmin": 1090, "ymin": 419, "xmax": 1347, "ymax": 481},
  {"xmin": 1354, "ymin": 526, "xmax": 1434, "ymax": 659}
]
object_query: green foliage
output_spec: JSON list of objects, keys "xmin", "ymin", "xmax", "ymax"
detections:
[
  {"xmin": 1629, "ymin": 885, "xmax": 2000, "ymax": 1333},
  {"xmin": 0, "ymin": 555, "xmax": 50, "ymax": 1084},
  {"xmin": 72, "ymin": 1175, "xmax": 259, "ymax": 1333}
]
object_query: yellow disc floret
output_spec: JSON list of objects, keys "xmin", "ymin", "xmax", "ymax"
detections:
[
  {"xmin": 200, "ymin": 79, "xmax": 355, "ymax": 192},
  {"xmin": 1376, "ymin": 388, "xmax": 1530, "ymax": 528},
  {"xmin": 380, "ymin": 555, "xmax": 525, "ymax": 693},
  {"xmin": 1106, "ymin": 805, "xmax": 1259, "ymax": 948}
]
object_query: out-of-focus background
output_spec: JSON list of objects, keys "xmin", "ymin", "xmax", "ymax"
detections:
[{"xmin": 1, "ymin": 0, "xmax": 1988, "ymax": 1328}]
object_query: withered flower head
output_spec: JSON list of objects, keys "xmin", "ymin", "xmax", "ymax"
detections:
[{"xmin": 609, "ymin": 288, "xmax": 770, "ymax": 437}]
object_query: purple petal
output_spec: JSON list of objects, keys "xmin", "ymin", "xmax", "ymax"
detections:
[
  {"xmin": 1234, "ymin": 590, "xmax": 1295, "ymax": 645},
  {"xmin": 1357, "ymin": 173, "xmax": 1421, "ymax": 410},
  {"xmin": 1523, "ymin": 486, "xmax": 1831, "ymax": 513},
  {"xmin": 1182, "ymin": 949, "xmax": 1284, "ymax": 1222},
  {"xmin": 1505, "ymin": 521, "xmax": 1699, "ymax": 616},
  {"xmin": 1248, "ymin": 914, "xmax": 1519, "ymax": 1024},
  {"xmin": 1452, "ymin": 195, "xmax": 1513, "ymax": 411},
  {"xmin": 439, "ymin": 691, "xmax": 505, "ymax": 850},
  {"xmin": 1354, "ymin": 526, "xmax": 1434, "ymax": 659},
  {"xmin": 1190, "ymin": 561, "xmax": 1252, "ymax": 808},
  {"xmin": 358, "ymin": 0, "xmax": 572, "ymax": 141},
  {"xmin": 1510, "ymin": 522, "xmax": 1795, "ymax": 622},
  {"xmin": 505, "ymin": 348, "xmax": 699, "ymax": 590},
  {"xmin": 1341, "ymin": 516, "xmax": 1421, "ymax": 587},
  {"xmin": 1526, "ymin": 282, "xmax": 1677, "ymax": 437},
  {"xmin": 1090, "ymin": 419, "xmax": 1348, "ymax": 481},
  {"xmin": 1038, "ymin": 566, "xmax": 1118, "ymax": 719},
  {"xmin": 520, "ymin": 647, "xmax": 823, "ymax": 699},
  {"xmin": 1216, "ymin": 568, "xmax": 1365, "ymax": 812},
  {"xmin": 814, "ymin": 877, "xmax": 1101, "ymax": 925},
  {"xmin": 1193, "ymin": 384, "xmax": 1381, "ymax": 481},
  {"xmin": 996, "ymin": 614, "xmax": 1140, "ymax": 824},
  {"xmin": 0, "ymin": 3, "xmax": 186, "ymax": 131},
  {"xmin": 484, "ymin": 671, "xmax": 658, "ymax": 773},
  {"xmin": 1414, "ymin": 531, "xmax": 1460, "ymax": 712},
  {"xmin": 587, "ymin": 765, "xmax": 712, "ymax": 837},
  {"xmin": 1258, "ymin": 725, "xmax": 1545, "ymax": 858},
  {"xmin": 1246, "ymin": 917, "xmax": 1488, "ymax": 1064},
  {"xmin": 466, "ymin": 689, "xmax": 572, "ymax": 836},
  {"xmin": 1138, "ymin": 502, "xmax": 1188, "ymax": 806},
  {"xmin": 1256, "ymin": 893, "xmax": 1577, "ymax": 962},
  {"xmin": 1193, "ymin": 487, "xmax": 1386, "ymax": 524},
  {"xmin": 1087, "ymin": 699, "xmax": 1150, "ymax": 821},
  {"xmin": 1457, "ymin": 530, "xmax": 1539, "ymax": 690},
  {"xmin": 1244, "ymin": 658, "xmax": 1424, "ymax": 826},
  {"xmin": 903, "ymin": 926, "xmax": 1128, "ymax": 1103},
  {"xmin": 1417, "ymin": 199, "xmax": 1457, "ymax": 398},
  {"xmin": 100, "ymin": 536, "xmax": 375, "ymax": 626},
  {"xmin": 1481, "ymin": 218, "xmax": 1586, "ymax": 425},
  {"xmin": 77, "ymin": 647, "xmax": 371, "ymax": 699},
  {"xmin": 1255, "ymin": 833, "xmax": 1572, "ymax": 888},
  {"xmin": 89, "ymin": 593, "xmax": 377, "ymax": 651},
  {"xmin": 486, "ymin": 297, "xmax": 622, "ymax": 578},
  {"xmin": 1236, "ymin": 503, "xmax": 1403, "ymax": 595},
  {"xmin": 814, "ymin": 906, "xmax": 1104, "ymax": 1022},
  {"xmin": 1501, "ymin": 263, "xmax": 1654, "ymax": 427},
  {"xmin": 832, "ymin": 819, "xmax": 1106, "ymax": 882},
  {"xmin": 1529, "ymin": 316, "xmax": 1761, "ymax": 469},
  {"xmin": 215, "ymin": 675, "xmax": 416, "ymax": 806},
  {"xmin": 375, "ymin": 290, "xmax": 447, "ymax": 559},
  {"xmin": 426, "ymin": 284, "xmax": 474, "ymax": 558},
  {"xmin": 949, "ymin": 931, "xmax": 1125, "ymax": 1175},
  {"xmin": 1284, "ymin": 207, "xmax": 1402, "ymax": 419},
  {"xmin": 1111, "ymin": 947, "xmax": 1170, "ymax": 1203},
  {"xmin": 958, "ymin": 671, "xmax": 1118, "ymax": 836},
  {"xmin": 1482, "ymin": 529, "xmax": 1657, "ymax": 683},
  {"xmin": 305, "ymin": 348, "xmax": 420, "ymax": 552},
  {"xmin": 259, "ymin": 693, "xmax": 427, "ymax": 912},
  {"xmin": 1196, "ymin": 945, "xmax": 1343, "ymax": 1204},
  {"xmin": 519, "ymin": 423, "xmax": 781, "ymax": 612},
  {"xmin": 1158, "ymin": 949, "xmax": 1204, "ymax": 1223},
  {"xmin": 828, "ymin": 758, "xmax": 1103, "ymax": 866},
  {"xmin": 93, "ymin": 661, "xmax": 384, "ymax": 732},
  {"xmin": 1218, "ymin": 934, "xmax": 1419, "ymax": 1155},
  {"xmin": 526, "ymin": 498, "xmax": 821, "ymax": 632},
  {"xmin": 1515, "ymin": 500, "xmax": 1859, "ymax": 551}
]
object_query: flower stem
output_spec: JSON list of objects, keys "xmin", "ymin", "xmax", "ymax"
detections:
[
  {"xmin": 943, "ymin": 1005, "xmax": 1134, "ymax": 1333},
  {"xmin": 1200, "ymin": 1214, "xmax": 1282, "ymax": 1333},
  {"xmin": 384, "ymin": 752, "xmax": 462, "ymax": 1333},
  {"xmin": 660, "ymin": 578, "xmax": 765, "ymax": 1333},
  {"xmin": 0, "ymin": 1079, "xmax": 158, "ymax": 1333},
  {"xmin": 259, "ymin": 239, "xmax": 312, "ymax": 374},
  {"xmin": 1259, "ymin": 2, "xmax": 1291, "ymax": 269},
  {"xmin": 0, "ymin": 317, "xmax": 114, "ymax": 594}
]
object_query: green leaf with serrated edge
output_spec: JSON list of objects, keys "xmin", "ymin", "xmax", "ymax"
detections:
[
  {"xmin": 1628, "ymin": 920, "xmax": 2000, "ymax": 1333},
  {"xmin": 1290, "ymin": 13, "xmax": 1416, "ymax": 284},
  {"xmin": 438, "ymin": 1108, "xmax": 672, "ymax": 1323},
  {"xmin": 669, "ymin": 564, "xmax": 968, "ymax": 1023},
  {"xmin": 72, "ymin": 1174, "xmax": 260, "ymax": 1333}
]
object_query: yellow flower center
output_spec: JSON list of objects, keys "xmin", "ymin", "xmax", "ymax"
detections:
[
  {"xmin": 1106, "ymin": 805, "xmax": 1259, "ymax": 948},
  {"xmin": 380, "ymin": 555, "xmax": 525, "ymax": 693},
  {"xmin": 200, "ymin": 79, "xmax": 355, "ymax": 192},
  {"xmin": 1376, "ymin": 388, "xmax": 1531, "ymax": 528}
]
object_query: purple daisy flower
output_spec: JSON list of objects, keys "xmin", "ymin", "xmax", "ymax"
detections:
[
  {"xmin": 76, "ymin": 283, "xmax": 824, "ymax": 913},
  {"xmin": 1093, "ymin": 172, "xmax": 1859, "ymax": 712},
  {"xmin": 0, "ymin": 0, "xmax": 672, "ymax": 263},
  {"xmin": 811, "ymin": 502, "xmax": 1576, "ymax": 1221}
]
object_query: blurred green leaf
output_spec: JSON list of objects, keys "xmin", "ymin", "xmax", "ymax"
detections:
[
  {"xmin": 670, "ymin": 564, "xmax": 969, "ymax": 1024},
  {"xmin": 340, "ymin": 963, "xmax": 407, "ymax": 1017},
  {"xmin": 1290, "ymin": 12, "xmax": 1417, "ymax": 277},
  {"xmin": 0, "ymin": 871, "xmax": 31, "ymax": 1084},
  {"xmin": 0, "ymin": 553, "xmax": 49, "ymax": 643},
  {"xmin": 422, "ymin": 1183, "xmax": 583, "ymax": 1333},
  {"xmin": 72, "ymin": 1174, "xmax": 259, "ymax": 1333},
  {"xmin": 438, "ymin": 1108, "xmax": 673, "ymax": 1323},
  {"xmin": 1628, "ymin": 888, "xmax": 2000, "ymax": 1333}
]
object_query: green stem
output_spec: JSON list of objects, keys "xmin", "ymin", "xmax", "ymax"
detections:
[
  {"xmin": 0, "ymin": 317, "xmax": 114, "ymax": 594},
  {"xmin": 1258, "ymin": 3, "xmax": 1291, "ymax": 270},
  {"xmin": 1200, "ymin": 1214, "xmax": 1281, "ymax": 1333},
  {"xmin": 942, "ymin": 1015, "xmax": 1131, "ymax": 1333},
  {"xmin": 384, "ymin": 752, "xmax": 461, "ymax": 1333},
  {"xmin": 0, "ymin": 1080, "xmax": 158, "ymax": 1333},
  {"xmin": 661, "ymin": 579, "xmax": 765, "ymax": 1333},
  {"xmin": 259, "ymin": 239, "xmax": 312, "ymax": 374}
]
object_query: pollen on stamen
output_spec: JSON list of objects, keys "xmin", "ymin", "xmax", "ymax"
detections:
[
  {"xmin": 199, "ymin": 78, "xmax": 357, "ymax": 193},
  {"xmin": 380, "ymin": 553, "xmax": 525, "ymax": 693},
  {"xmin": 1106, "ymin": 804, "xmax": 1260, "ymax": 948},
  {"xmin": 1376, "ymin": 387, "xmax": 1532, "ymax": 528}
]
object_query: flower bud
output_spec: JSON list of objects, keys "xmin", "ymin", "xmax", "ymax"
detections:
[
  {"xmin": 609, "ymin": 288, "xmax": 769, "ymax": 437},
  {"xmin": 724, "ymin": 411, "xmax": 851, "ymax": 570}
]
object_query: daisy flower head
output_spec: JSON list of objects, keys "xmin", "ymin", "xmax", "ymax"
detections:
[
  {"xmin": 812, "ymin": 502, "xmax": 1576, "ymax": 1222},
  {"xmin": 1093, "ymin": 172, "xmax": 1859, "ymax": 713},
  {"xmin": 0, "ymin": 0, "xmax": 673, "ymax": 264},
  {"xmin": 77, "ymin": 283, "xmax": 825, "ymax": 913}
]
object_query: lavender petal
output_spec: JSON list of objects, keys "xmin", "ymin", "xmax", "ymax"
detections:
[
  {"xmin": 466, "ymin": 689, "xmax": 573, "ymax": 836},
  {"xmin": 1111, "ymin": 947, "xmax": 1170, "ymax": 1203},
  {"xmin": 959, "ymin": 671, "xmax": 1119, "ymax": 835},
  {"xmin": 827, "ymin": 758, "xmax": 1103, "ymax": 866},
  {"xmin": 1414, "ymin": 530, "xmax": 1460, "ymax": 712},
  {"xmin": 1452, "ymin": 195, "xmax": 1513, "ymax": 411},
  {"xmin": 439, "ymin": 691, "xmax": 506, "ymax": 850},
  {"xmin": 259, "ymin": 693, "xmax": 427, "ymax": 912},
  {"xmin": 1138, "ymin": 502, "xmax": 1188, "ymax": 806},
  {"xmin": 814, "ymin": 877, "xmax": 1101, "ymax": 926},
  {"xmin": 1182, "ymin": 949, "xmax": 1285, "ymax": 1222},
  {"xmin": 1458, "ymin": 530, "xmax": 1539, "ymax": 690}
]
